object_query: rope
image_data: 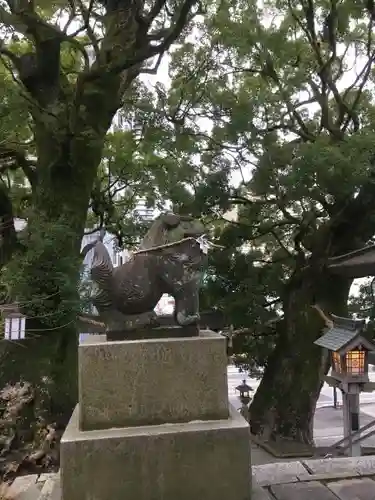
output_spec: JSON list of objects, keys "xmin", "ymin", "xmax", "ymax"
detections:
[
  {"xmin": 133, "ymin": 236, "xmax": 224, "ymax": 256},
  {"xmin": 78, "ymin": 315, "xmax": 105, "ymax": 327},
  {"xmin": 133, "ymin": 237, "xmax": 197, "ymax": 255},
  {"xmin": 1, "ymin": 291, "xmax": 61, "ymax": 309},
  {"xmin": 25, "ymin": 320, "xmax": 76, "ymax": 332}
]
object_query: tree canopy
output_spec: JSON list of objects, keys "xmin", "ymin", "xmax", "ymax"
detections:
[
  {"xmin": 139, "ymin": 0, "xmax": 375, "ymax": 347},
  {"xmin": 119, "ymin": 0, "xmax": 375, "ymax": 442}
]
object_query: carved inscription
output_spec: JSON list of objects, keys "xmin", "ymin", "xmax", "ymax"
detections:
[{"xmin": 95, "ymin": 346, "xmax": 114, "ymax": 362}]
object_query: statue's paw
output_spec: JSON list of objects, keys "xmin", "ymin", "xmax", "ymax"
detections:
[{"xmin": 176, "ymin": 312, "xmax": 200, "ymax": 326}]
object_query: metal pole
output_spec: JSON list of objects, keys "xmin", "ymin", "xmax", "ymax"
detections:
[
  {"xmin": 350, "ymin": 391, "xmax": 361, "ymax": 456},
  {"xmin": 342, "ymin": 392, "xmax": 352, "ymax": 456},
  {"xmin": 333, "ymin": 387, "xmax": 338, "ymax": 409}
]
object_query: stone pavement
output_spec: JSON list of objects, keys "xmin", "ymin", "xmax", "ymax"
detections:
[
  {"xmin": 230, "ymin": 384, "xmax": 375, "ymax": 450},
  {"xmin": 227, "ymin": 365, "xmax": 375, "ymax": 410},
  {"xmin": 314, "ymin": 406, "xmax": 375, "ymax": 448},
  {"xmin": 252, "ymin": 456, "xmax": 375, "ymax": 499},
  {"xmin": 4, "ymin": 456, "xmax": 375, "ymax": 499}
]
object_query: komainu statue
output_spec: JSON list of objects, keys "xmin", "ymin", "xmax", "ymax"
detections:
[{"xmin": 81, "ymin": 213, "xmax": 212, "ymax": 338}]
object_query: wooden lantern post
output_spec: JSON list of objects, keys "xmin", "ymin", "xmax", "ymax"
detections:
[{"xmin": 315, "ymin": 315, "xmax": 375, "ymax": 456}]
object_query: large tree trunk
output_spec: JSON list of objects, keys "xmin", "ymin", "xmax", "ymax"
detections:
[
  {"xmin": 250, "ymin": 269, "xmax": 351, "ymax": 445},
  {"xmin": 0, "ymin": 27, "xmax": 141, "ymax": 479},
  {"xmin": 0, "ymin": 128, "xmax": 110, "ymax": 474}
]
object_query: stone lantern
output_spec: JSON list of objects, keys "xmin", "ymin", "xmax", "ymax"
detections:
[
  {"xmin": 235, "ymin": 379, "xmax": 253, "ymax": 405},
  {"xmin": 235, "ymin": 379, "xmax": 252, "ymax": 423},
  {"xmin": 314, "ymin": 315, "xmax": 375, "ymax": 456}
]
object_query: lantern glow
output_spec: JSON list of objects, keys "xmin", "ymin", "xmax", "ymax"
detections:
[{"xmin": 345, "ymin": 349, "xmax": 365, "ymax": 376}]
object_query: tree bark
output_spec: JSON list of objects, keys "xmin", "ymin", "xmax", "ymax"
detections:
[
  {"xmin": 0, "ymin": 177, "xmax": 95, "ymax": 478},
  {"xmin": 250, "ymin": 268, "xmax": 351, "ymax": 444},
  {"xmin": 0, "ymin": 120, "xmax": 109, "ymax": 471}
]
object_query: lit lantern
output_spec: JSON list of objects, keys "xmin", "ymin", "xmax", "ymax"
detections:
[
  {"xmin": 315, "ymin": 314, "xmax": 375, "ymax": 457},
  {"xmin": 314, "ymin": 315, "xmax": 375, "ymax": 383},
  {"xmin": 0, "ymin": 304, "xmax": 26, "ymax": 341}
]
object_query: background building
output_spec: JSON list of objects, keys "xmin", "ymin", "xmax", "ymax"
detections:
[{"xmin": 133, "ymin": 199, "xmax": 154, "ymax": 223}]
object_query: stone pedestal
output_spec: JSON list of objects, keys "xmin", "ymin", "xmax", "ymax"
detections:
[
  {"xmin": 79, "ymin": 330, "xmax": 229, "ymax": 430},
  {"xmin": 60, "ymin": 331, "xmax": 252, "ymax": 500}
]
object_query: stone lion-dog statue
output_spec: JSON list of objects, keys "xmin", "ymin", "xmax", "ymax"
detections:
[{"xmin": 81, "ymin": 213, "xmax": 209, "ymax": 336}]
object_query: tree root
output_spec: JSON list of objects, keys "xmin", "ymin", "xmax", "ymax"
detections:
[{"xmin": 0, "ymin": 383, "xmax": 59, "ymax": 482}]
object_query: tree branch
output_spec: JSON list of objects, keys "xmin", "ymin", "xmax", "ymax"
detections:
[
  {"xmin": 86, "ymin": 0, "xmax": 199, "ymax": 81},
  {"xmin": 0, "ymin": 5, "xmax": 29, "ymax": 37},
  {"xmin": 0, "ymin": 145, "xmax": 37, "ymax": 188},
  {"xmin": 328, "ymin": 158, "xmax": 375, "ymax": 253},
  {"xmin": 0, "ymin": 3, "xmax": 92, "ymax": 104},
  {"xmin": 0, "ymin": 37, "xmax": 62, "ymax": 106},
  {"xmin": 140, "ymin": 51, "xmax": 164, "ymax": 75},
  {"xmin": 76, "ymin": 0, "xmax": 100, "ymax": 59},
  {"xmin": 341, "ymin": 51, "xmax": 375, "ymax": 133},
  {"xmin": 146, "ymin": 0, "xmax": 168, "ymax": 25},
  {"xmin": 287, "ymin": 0, "xmax": 361, "ymax": 136},
  {"xmin": 311, "ymin": 304, "xmax": 333, "ymax": 328},
  {"xmin": 269, "ymin": 228, "xmax": 294, "ymax": 257},
  {"xmin": 260, "ymin": 50, "xmax": 315, "ymax": 141},
  {"xmin": 1, "ymin": 3, "xmax": 64, "ymax": 42}
]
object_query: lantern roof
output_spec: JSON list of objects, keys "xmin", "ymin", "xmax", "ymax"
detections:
[
  {"xmin": 235, "ymin": 380, "xmax": 253, "ymax": 392},
  {"xmin": 314, "ymin": 315, "xmax": 375, "ymax": 353},
  {"xmin": 0, "ymin": 303, "xmax": 25, "ymax": 318}
]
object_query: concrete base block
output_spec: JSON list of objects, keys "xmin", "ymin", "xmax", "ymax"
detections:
[
  {"xmin": 79, "ymin": 330, "xmax": 229, "ymax": 430},
  {"xmin": 61, "ymin": 404, "xmax": 251, "ymax": 500}
]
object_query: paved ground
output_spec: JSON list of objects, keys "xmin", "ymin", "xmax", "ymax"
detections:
[
  {"xmin": 2, "ymin": 473, "xmax": 60, "ymax": 500},
  {"xmin": 252, "ymin": 456, "xmax": 375, "ymax": 500},
  {"xmin": 227, "ymin": 365, "xmax": 375, "ymax": 410},
  {"xmin": 6, "ymin": 457, "xmax": 375, "ymax": 499},
  {"xmin": 314, "ymin": 406, "xmax": 375, "ymax": 447},
  {"xmin": 228, "ymin": 365, "xmax": 375, "ymax": 454}
]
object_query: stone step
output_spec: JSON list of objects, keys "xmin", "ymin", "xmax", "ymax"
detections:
[
  {"xmin": 3, "ymin": 475, "xmax": 41, "ymax": 500},
  {"xmin": 38, "ymin": 476, "xmax": 60, "ymax": 500},
  {"xmin": 2, "ymin": 473, "xmax": 60, "ymax": 500}
]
